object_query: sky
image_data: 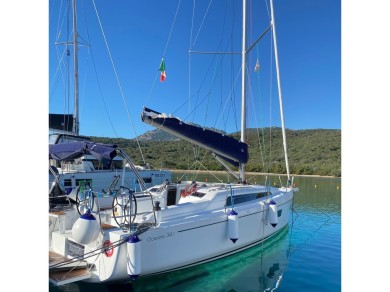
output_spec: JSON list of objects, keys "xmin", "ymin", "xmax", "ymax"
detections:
[
  {"xmin": 2, "ymin": 0, "xmax": 390, "ymax": 291},
  {"xmin": 48, "ymin": 0, "xmax": 341, "ymax": 139}
]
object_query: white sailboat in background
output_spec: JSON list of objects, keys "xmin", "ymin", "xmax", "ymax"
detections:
[
  {"xmin": 49, "ymin": 0, "xmax": 298, "ymax": 286},
  {"xmin": 48, "ymin": 0, "xmax": 171, "ymax": 206}
]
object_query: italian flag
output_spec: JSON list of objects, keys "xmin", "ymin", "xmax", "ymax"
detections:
[{"xmin": 159, "ymin": 58, "xmax": 166, "ymax": 82}]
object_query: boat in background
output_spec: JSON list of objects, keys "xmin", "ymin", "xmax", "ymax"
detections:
[
  {"xmin": 48, "ymin": 0, "xmax": 171, "ymax": 203},
  {"xmin": 49, "ymin": 0, "xmax": 298, "ymax": 286},
  {"xmin": 48, "ymin": 136, "xmax": 171, "ymax": 211},
  {"xmin": 49, "ymin": 132, "xmax": 171, "ymax": 206}
]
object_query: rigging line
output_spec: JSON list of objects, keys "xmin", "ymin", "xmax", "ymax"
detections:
[
  {"xmin": 189, "ymin": 45, "xmax": 220, "ymax": 123},
  {"xmin": 188, "ymin": 51, "xmax": 192, "ymax": 114},
  {"xmin": 192, "ymin": 144, "xmax": 200, "ymax": 161},
  {"xmin": 194, "ymin": 147, "xmax": 209, "ymax": 180},
  {"xmin": 204, "ymin": 2, "xmax": 230, "ymax": 130},
  {"xmin": 202, "ymin": 9, "xmax": 237, "ymax": 129},
  {"xmin": 214, "ymin": 69, "xmax": 224, "ymax": 130},
  {"xmin": 188, "ymin": 0, "xmax": 197, "ymax": 114},
  {"xmin": 54, "ymin": 0, "xmax": 69, "ymax": 43},
  {"xmin": 80, "ymin": 0, "xmax": 118, "ymax": 137},
  {"xmin": 252, "ymin": 35, "xmax": 273, "ymax": 175},
  {"xmin": 202, "ymin": 56, "xmax": 221, "ymax": 127},
  {"xmin": 66, "ymin": 43, "xmax": 71, "ymax": 129},
  {"xmin": 246, "ymin": 63, "xmax": 265, "ymax": 168},
  {"xmin": 194, "ymin": 2, "xmax": 234, "ymax": 131},
  {"xmin": 193, "ymin": 42, "xmax": 227, "ymax": 124},
  {"xmin": 254, "ymin": 30, "xmax": 268, "ymax": 173},
  {"xmin": 267, "ymin": 32, "xmax": 274, "ymax": 173},
  {"xmin": 60, "ymin": 0, "xmax": 71, "ymax": 129},
  {"xmin": 162, "ymin": 0, "xmax": 182, "ymax": 58},
  {"xmin": 214, "ymin": 66, "xmax": 242, "ymax": 128},
  {"xmin": 246, "ymin": 25, "xmax": 272, "ymax": 54},
  {"xmin": 144, "ymin": 70, "xmax": 159, "ymax": 107},
  {"xmin": 245, "ymin": 63, "xmax": 250, "ymax": 143},
  {"xmin": 264, "ymin": 0, "xmax": 271, "ymax": 21},
  {"xmin": 146, "ymin": 0, "xmax": 181, "ymax": 112},
  {"xmin": 184, "ymin": 92, "xmax": 214, "ymax": 122},
  {"xmin": 176, "ymin": 33, "xmax": 229, "ymax": 118},
  {"xmin": 250, "ymin": 0, "xmax": 253, "ymax": 54},
  {"xmin": 195, "ymin": 160, "xmax": 224, "ymax": 183},
  {"xmin": 230, "ymin": 0, "xmax": 239, "ymax": 135},
  {"xmin": 202, "ymin": 0, "xmax": 229, "ymax": 128},
  {"xmin": 194, "ymin": 155, "xmax": 202, "ymax": 180},
  {"xmin": 192, "ymin": 0, "xmax": 213, "ymax": 47},
  {"xmin": 177, "ymin": 160, "xmax": 199, "ymax": 182},
  {"xmin": 78, "ymin": 53, "xmax": 88, "ymax": 129},
  {"xmin": 78, "ymin": 0, "xmax": 89, "ymax": 131},
  {"xmin": 179, "ymin": 1, "xmax": 230, "ymax": 122},
  {"xmin": 49, "ymin": 48, "xmax": 67, "ymax": 103},
  {"xmin": 257, "ymin": 77, "xmax": 268, "ymax": 172},
  {"xmin": 189, "ymin": 0, "xmax": 196, "ymax": 51},
  {"xmin": 49, "ymin": 0, "xmax": 59, "ymax": 29},
  {"xmin": 171, "ymin": 51, "xmax": 216, "ymax": 117},
  {"xmin": 189, "ymin": 50, "xmax": 241, "ymax": 55},
  {"xmin": 171, "ymin": 89, "xmax": 198, "ymax": 115},
  {"xmin": 92, "ymin": 0, "xmax": 145, "ymax": 164}
]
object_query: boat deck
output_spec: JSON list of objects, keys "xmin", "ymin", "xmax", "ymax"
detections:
[
  {"xmin": 49, "ymin": 251, "xmax": 91, "ymax": 286},
  {"xmin": 101, "ymin": 223, "xmax": 117, "ymax": 230},
  {"xmin": 49, "ymin": 251, "xmax": 67, "ymax": 265}
]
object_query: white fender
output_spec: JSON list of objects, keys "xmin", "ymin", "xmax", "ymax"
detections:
[
  {"xmin": 71, "ymin": 210, "xmax": 100, "ymax": 245},
  {"xmin": 268, "ymin": 200, "xmax": 278, "ymax": 228},
  {"xmin": 127, "ymin": 234, "xmax": 141, "ymax": 279},
  {"xmin": 228, "ymin": 209, "xmax": 239, "ymax": 243}
]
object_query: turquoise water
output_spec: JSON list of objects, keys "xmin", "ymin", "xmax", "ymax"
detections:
[{"xmin": 49, "ymin": 175, "xmax": 341, "ymax": 291}]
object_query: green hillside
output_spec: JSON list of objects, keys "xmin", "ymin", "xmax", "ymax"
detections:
[{"xmin": 90, "ymin": 128, "xmax": 341, "ymax": 177}]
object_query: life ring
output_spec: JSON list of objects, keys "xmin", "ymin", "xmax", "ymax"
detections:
[{"xmin": 103, "ymin": 240, "xmax": 114, "ymax": 257}]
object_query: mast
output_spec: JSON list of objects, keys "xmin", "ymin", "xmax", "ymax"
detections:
[
  {"xmin": 239, "ymin": 0, "xmax": 247, "ymax": 182},
  {"xmin": 72, "ymin": 0, "xmax": 80, "ymax": 135},
  {"xmin": 270, "ymin": 0, "xmax": 290, "ymax": 181}
]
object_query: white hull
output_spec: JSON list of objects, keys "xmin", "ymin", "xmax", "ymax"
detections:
[
  {"xmin": 138, "ymin": 195, "xmax": 291, "ymax": 277},
  {"xmin": 49, "ymin": 183, "xmax": 294, "ymax": 285}
]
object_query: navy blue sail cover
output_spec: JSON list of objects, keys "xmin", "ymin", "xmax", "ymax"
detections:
[
  {"xmin": 49, "ymin": 141, "xmax": 118, "ymax": 168},
  {"xmin": 141, "ymin": 107, "xmax": 248, "ymax": 164},
  {"xmin": 49, "ymin": 113, "xmax": 73, "ymax": 132}
]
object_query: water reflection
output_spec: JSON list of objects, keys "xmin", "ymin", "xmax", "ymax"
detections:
[{"xmin": 132, "ymin": 226, "xmax": 293, "ymax": 292}]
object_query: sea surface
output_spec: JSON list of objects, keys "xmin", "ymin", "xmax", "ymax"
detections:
[{"xmin": 49, "ymin": 174, "xmax": 341, "ymax": 292}]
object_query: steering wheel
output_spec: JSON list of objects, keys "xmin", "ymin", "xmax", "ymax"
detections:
[{"xmin": 112, "ymin": 186, "xmax": 137, "ymax": 228}]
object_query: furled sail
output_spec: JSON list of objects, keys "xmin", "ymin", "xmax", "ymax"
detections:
[{"xmin": 141, "ymin": 107, "xmax": 248, "ymax": 165}]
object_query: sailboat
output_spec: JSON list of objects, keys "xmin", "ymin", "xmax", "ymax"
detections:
[
  {"xmin": 49, "ymin": 0, "xmax": 298, "ymax": 286},
  {"xmin": 48, "ymin": 0, "xmax": 172, "ymax": 204}
]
